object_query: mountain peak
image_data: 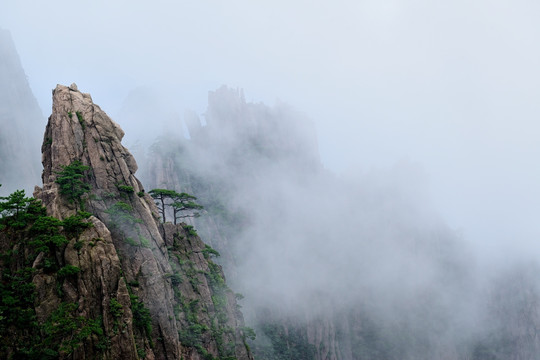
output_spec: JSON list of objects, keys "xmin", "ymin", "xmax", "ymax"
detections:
[{"xmin": 27, "ymin": 84, "xmax": 253, "ymax": 360}]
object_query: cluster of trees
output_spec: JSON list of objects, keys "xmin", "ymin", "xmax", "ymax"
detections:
[
  {"xmin": 0, "ymin": 185, "xmax": 102, "ymax": 358},
  {"xmin": 0, "ymin": 186, "xmax": 45, "ymax": 229},
  {"xmin": 52, "ymin": 160, "xmax": 204, "ymax": 228},
  {"xmin": 149, "ymin": 189, "xmax": 203, "ymax": 225}
]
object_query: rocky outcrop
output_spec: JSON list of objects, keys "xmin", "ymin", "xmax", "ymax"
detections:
[{"xmin": 28, "ymin": 84, "xmax": 252, "ymax": 359}]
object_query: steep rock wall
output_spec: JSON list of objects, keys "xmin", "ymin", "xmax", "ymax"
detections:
[{"xmin": 28, "ymin": 84, "xmax": 252, "ymax": 360}]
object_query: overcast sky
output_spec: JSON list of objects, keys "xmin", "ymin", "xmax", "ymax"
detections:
[{"xmin": 2, "ymin": 0, "xmax": 540, "ymax": 259}]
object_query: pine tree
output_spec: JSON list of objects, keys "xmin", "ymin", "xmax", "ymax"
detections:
[
  {"xmin": 149, "ymin": 189, "xmax": 203, "ymax": 224},
  {"xmin": 55, "ymin": 160, "xmax": 91, "ymax": 211}
]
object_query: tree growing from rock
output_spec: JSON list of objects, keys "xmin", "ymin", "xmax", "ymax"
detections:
[
  {"xmin": 0, "ymin": 188, "xmax": 44, "ymax": 228},
  {"xmin": 55, "ymin": 160, "xmax": 91, "ymax": 211},
  {"xmin": 149, "ymin": 189, "xmax": 203, "ymax": 224},
  {"xmin": 0, "ymin": 189, "xmax": 29, "ymax": 219}
]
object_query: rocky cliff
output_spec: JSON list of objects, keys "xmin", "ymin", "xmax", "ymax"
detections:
[{"xmin": 0, "ymin": 83, "xmax": 252, "ymax": 360}]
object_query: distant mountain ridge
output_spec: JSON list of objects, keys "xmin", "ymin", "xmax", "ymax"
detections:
[
  {"xmin": 3, "ymin": 30, "xmax": 540, "ymax": 359},
  {"xmin": 0, "ymin": 28, "xmax": 43, "ymax": 194},
  {"xmin": 136, "ymin": 86, "xmax": 540, "ymax": 360}
]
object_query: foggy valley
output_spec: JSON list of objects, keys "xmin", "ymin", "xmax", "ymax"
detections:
[{"xmin": 1, "ymin": 1, "xmax": 540, "ymax": 359}]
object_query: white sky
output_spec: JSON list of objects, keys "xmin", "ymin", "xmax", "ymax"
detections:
[{"xmin": 2, "ymin": 0, "xmax": 540, "ymax": 258}]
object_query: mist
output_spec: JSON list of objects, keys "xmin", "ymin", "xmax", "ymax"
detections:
[
  {"xmin": 131, "ymin": 87, "xmax": 486, "ymax": 357},
  {"xmin": 3, "ymin": 0, "xmax": 540, "ymax": 258},
  {"xmin": 2, "ymin": 0, "xmax": 540, "ymax": 358}
]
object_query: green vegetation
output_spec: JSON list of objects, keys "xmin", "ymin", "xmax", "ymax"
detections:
[
  {"xmin": 241, "ymin": 327, "xmax": 256, "ymax": 341},
  {"xmin": 109, "ymin": 298, "xmax": 124, "ymax": 319},
  {"xmin": 166, "ymin": 231, "xmax": 241, "ymax": 360},
  {"xmin": 165, "ymin": 272, "xmax": 183, "ymax": 286},
  {"xmin": 170, "ymin": 193, "xmax": 203, "ymax": 222},
  {"xmin": 125, "ymin": 237, "xmax": 138, "ymax": 246},
  {"xmin": 109, "ymin": 297, "xmax": 124, "ymax": 332},
  {"xmin": 130, "ymin": 293, "xmax": 153, "ymax": 346},
  {"xmin": 0, "ymin": 188, "xmax": 106, "ymax": 358},
  {"xmin": 105, "ymin": 201, "xmax": 154, "ymax": 249},
  {"xmin": 149, "ymin": 188, "xmax": 203, "ymax": 224},
  {"xmin": 29, "ymin": 216, "xmax": 67, "ymax": 258},
  {"xmin": 207, "ymin": 262, "xmax": 229, "ymax": 324},
  {"xmin": 252, "ymin": 323, "xmax": 316, "ymax": 360},
  {"xmin": 202, "ymin": 244, "xmax": 221, "ymax": 259},
  {"xmin": 56, "ymin": 264, "xmax": 80, "ymax": 296},
  {"xmin": 176, "ymin": 296, "xmax": 211, "ymax": 351},
  {"xmin": 74, "ymin": 240, "xmax": 83, "ymax": 251},
  {"xmin": 27, "ymin": 211, "xmax": 92, "ymax": 260},
  {"xmin": 62, "ymin": 211, "xmax": 93, "ymax": 238},
  {"xmin": 76, "ymin": 111, "xmax": 85, "ymax": 129},
  {"xmin": 55, "ymin": 160, "xmax": 91, "ymax": 211},
  {"xmin": 0, "ymin": 267, "xmax": 37, "ymax": 342},
  {"xmin": 0, "ymin": 190, "xmax": 44, "ymax": 229},
  {"xmin": 178, "ymin": 322, "xmax": 209, "ymax": 347},
  {"xmin": 117, "ymin": 184, "xmax": 135, "ymax": 200},
  {"xmin": 104, "ymin": 191, "xmax": 117, "ymax": 199},
  {"xmin": 57, "ymin": 265, "xmax": 81, "ymax": 277},
  {"xmin": 40, "ymin": 302, "xmax": 104, "ymax": 356},
  {"xmin": 148, "ymin": 189, "xmax": 176, "ymax": 223},
  {"xmin": 0, "ymin": 185, "xmax": 245, "ymax": 359},
  {"xmin": 117, "ymin": 184, "xmax": 134, "ymax": 193},
  {"xmin": 105, "ymin": 201, "xmax": 142, "ymax": 228},
  {"xmin": 139, "ymin": 236, "xmax": 151, "ymax": 248},
  {"xmin": 183, "ymin": 224, "xmax": 198, "ymax": 236},
  {"xmin": 137, "ymin": 347, "xmax": 146, "ymax": 359}
]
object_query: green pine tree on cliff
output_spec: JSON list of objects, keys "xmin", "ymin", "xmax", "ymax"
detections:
[
  {"xmin": 149, "ymin": 189, "xmax": 203, "ymax": 224},
  {"xmin": 55, "ymin": 160, "xmax": 90, "ymax": 211}
]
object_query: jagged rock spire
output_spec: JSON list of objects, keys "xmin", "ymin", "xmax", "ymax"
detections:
[{"xmin": 32, "ymin": 84, "xmax": 252, "ymax": 360}]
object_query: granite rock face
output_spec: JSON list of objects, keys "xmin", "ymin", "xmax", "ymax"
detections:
[{"xmin": 29, "ymin": 84, "xmax": 252, "ymax": 360}]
